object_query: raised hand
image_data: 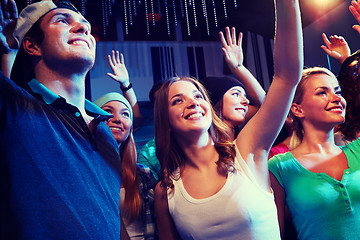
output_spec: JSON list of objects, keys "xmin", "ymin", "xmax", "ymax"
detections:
[
  {"xmin": 350, "ymin": 0, "xmax": 360, "ymax": 34},
  {"xmin": 219, "ymin": 26, "xmax": 244, "ymax": 70},
  {"xmin": 219, "ymin": 26, "xmax": 265, "ymax": 112},
  {"xmin": 0, "ymin": 0, "xmax": 18, "ymax": 53},
  {"xmin": 106, "ymin": 50, "xmax": 130, "ymax": 86},
  {"xmin": 321, "ymin": 33, "xmax": 351, "ymax": 64}
]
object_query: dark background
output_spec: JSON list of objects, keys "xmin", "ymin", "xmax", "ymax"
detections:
[{"xmin": 18, "ymin": 0, "xmax": 344, "ymax": 42}]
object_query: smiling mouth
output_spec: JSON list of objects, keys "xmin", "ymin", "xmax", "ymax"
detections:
[
  {"xmin": 327, "ymin": 107, "xmax": 343, "ymax": 112},
  {"xmin": 185, "ymin": 112, "xmax": 203, "ymax": 120},
  {"xmin": 110, "ymin": 126, "xmax": 124, "ymax": 132},
  {"xmin": 69, "ymin": 40, "xmax": 89, "ymax": 48}
]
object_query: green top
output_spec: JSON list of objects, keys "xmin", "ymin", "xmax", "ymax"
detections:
[
  {"xmin": 137, "ymin": 138, "xmax": 160, "ymax": 181},
  {"xmin": 269, "ymin": 138, "xmax": 360, "ymax": 240}
]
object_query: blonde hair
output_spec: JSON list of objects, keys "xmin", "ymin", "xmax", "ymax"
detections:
[
  {"xmin": 290, "ymin": 67, "xmax": 338, "ymax": 141},
  {"xmin": 154, "ymin": 76, "xmax": 236, "ymax": 191}
]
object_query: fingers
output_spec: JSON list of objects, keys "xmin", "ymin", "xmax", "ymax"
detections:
[
  {"xmin": 231, "ymin": 27, "xmax": 236, "ymax": 45},
  {"xmin": 321, "ymin": 33, "xmax": 347, "ymax": 47},
  {"xmin": 107, "ymin": 54, "xmax": 115, "ymax": 68},
  {"xmin": 221, "ymin": 47, "xmax": 228, "ymax": 58},
  {"xmin": 338, "ymin": 36, "xmax": 347, "ymax": 44},
  {"xmin": 111, "ymin": 50, "xmax": 117, "ymax": 64},
  {"xmin": 238, "ymin": 32, "xmax": 243, "ymax": 47},
  {"xmin": 120, "ymin": 53, "xmax": 124, "ymax": 65},
  {"xmin": 0, "ymin": 0, "xmax": 4, "ymax": 25},
  {"xmin": 220, "ymin": 26, "xmax": 244, "ymax": 46},
  {"xmin": 219, "ymin": 31, "xmax": 228, "ymax": 48},
  {"xmin": 330, "ymin": 35, "xmax": 344, "ymax": 42},
  {"xmin": 8, "ymin": 0, "xmax": 17, "ymax": 19},
  {"xmin": 1, "ymin": 0, "xmax": 10, "ymax": 20},
  {"xmin": 115, "ymin": 50, "xmax": 120, "ymax": 63},
  {"xmin": 351, "ymin": 0, "xmax": 360, "ymax": 14},
  {"xmin": 320, "ymin": 45, "xmax": 331, "ymax": 55},
  {"xmin": 320, "ymin": 45, "xmax": 342, "ymax": 60},
  {"xmin": 321, "ymin": 33, "xmax": 331, "ymax": 47},
  {"xmin": 350, "ymin": 0, "xmax": 360, "ymax": 23},
  {"xmin": 353, "ymin": 25, "xmax": 360, "ymax": 35},
  {"xmin": 2, "ymin": 0, "xmax": 16, "ymax": 19},
  {"xmin": 225, "ymin": 26, "xmax": 232, "ymax": 46},
  {"xmin": 106, "ymin": 72, "xmax": 116, "ymax": 80},
  {"xmin": 221, "ymin": 26, "xmax": 243, "ymax": 46},
  {"xmin": 109, "ymin": 50, "xmax": 124, "ymax": 65}
]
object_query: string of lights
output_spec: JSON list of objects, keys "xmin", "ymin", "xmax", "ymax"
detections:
[
  {"xmin": 92, "ymin": 0, "xmax": 232, "ymax": 38},
  {"xmin": 202, "ymin": 0, "xmax": 210, "ymax": 36},
  {"xmin": 22, "ymin": 0, "xmax": 278, "ymax": 40}
]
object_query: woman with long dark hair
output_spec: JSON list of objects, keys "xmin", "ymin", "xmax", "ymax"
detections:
[{"xmin": 153, "ymin": 0, "xmax": 303, "ymax": 238}]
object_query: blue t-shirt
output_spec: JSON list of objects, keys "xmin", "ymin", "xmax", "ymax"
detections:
[
  {"xmin": 269, "ymin": 138, "xmax": 360, "ymax": 240},
  {"xmin": 0, "ymin": 73, "xmax": 122, "ymax": 239}
]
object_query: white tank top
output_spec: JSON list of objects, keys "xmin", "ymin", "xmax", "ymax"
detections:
[{"xmin": 168, "ymin": 147, "xmax": 281, "ymax": 240}]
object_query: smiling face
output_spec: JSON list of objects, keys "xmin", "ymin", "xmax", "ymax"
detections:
[
  {"xmin": 101, "ymin": 101, "xmax": 132, "ymax": 145},
  {"xmin": 167, "ymin": 80, "xmax": 212, "ymax": 138},
  {"xmin": 221, "ymin": 86, "xmax": 249, "ymax": 128},
  {"xmin": 36, "ymin": 8, "xmax": 96, "ymax": 70},
  {"xmin": 292, "ymin": 73, "xmax": 346, "ymax": 128}
]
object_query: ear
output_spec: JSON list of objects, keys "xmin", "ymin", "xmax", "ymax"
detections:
[
  {"xmin": 290, "ymin": 103, "xmax": 304, "ymax": 119},
  {"xmin": 22, "ymin": 36, "xmax": 42, "ymax": 57}
]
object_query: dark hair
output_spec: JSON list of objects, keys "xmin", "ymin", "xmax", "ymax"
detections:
[
  {"xmin": 154, "ymin": 76, "xmax": 236, "ymax": 191},
  {"xmin": 336, "ymin": 51, "xmax": 360, "ymax": 141},
  {"xmin": 149, "ymin": 81, "xmax": 163, "ymax": 105},
  {"xmin": 10, "ymin": 18, "xmax": 43, "ymax": 91},
  {"xmin": 202, "ymin": 76, "xmax": 246, "ymax": 107},
  {"xmin": 53, "ymin": 0, "xmax": 79, "ymax": 11}
]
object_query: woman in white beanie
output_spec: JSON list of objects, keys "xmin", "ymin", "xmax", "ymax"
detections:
[{"xmin": 94, "ymin": 52, "xmax": 157, "ymax": 240}]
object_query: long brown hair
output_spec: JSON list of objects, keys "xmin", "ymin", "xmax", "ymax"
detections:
[
  {"xmin": 290, "ymin": 67, "xmax": 338, "ymax": 141},
  {"xmin": 154, "ymin": 77, "xmax": 236, "ymax": 190},
  {"xmin": 119, "ymin": 129, "xmax": 141, "ymax": 223},
  {"xmin": 98, "ymin": 99, "xmax": 141, "ymax": 223}
]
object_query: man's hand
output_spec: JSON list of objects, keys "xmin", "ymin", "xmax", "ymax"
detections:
[{"xmin": 0, "ymin": 0, "xmax": 18, "ymax": 53}]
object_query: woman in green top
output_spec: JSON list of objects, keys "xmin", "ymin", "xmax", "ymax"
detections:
[{"xmin": 268, "ymin": 66, "xmax": 360, "ymax": 240}]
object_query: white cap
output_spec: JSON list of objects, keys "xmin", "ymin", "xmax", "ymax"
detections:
[{"xmin": 13, "ymin": 0, "xmax": 57, "ymax": 48}]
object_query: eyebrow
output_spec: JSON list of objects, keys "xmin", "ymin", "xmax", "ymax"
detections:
[
  {"xmin": 231, "ymin": 87, "xmax": 247, "ymax": 96},
  {"xmin": 316, "ymin": 86, "xmax": 341, "ymax": 91},
  {"xmin": 170, "ymin": 93, "xmax": 183, "ymax": 100},
  {"xmin": 170, "ymin": 90, "xmax": 200, "ymax": 100},
  {"xmin": 101, "ymin": 105, "xmax": 113, "ymax": 110},
  {"xmin": 48, "ymin": 11, "xmax": 91, "ymax": 29},
  {"xmin": 102, "ymin": 104, "xmax": 130, "ymax": 112},
  {"xmin": 232, "ymin": 88, "xmax": 246, "ymax": 93},
  {"xmin": 120, "ymin": 108, "xmax": 130, "ymax": 112}
]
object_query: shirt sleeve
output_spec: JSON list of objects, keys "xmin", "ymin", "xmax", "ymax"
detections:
[
  {"xmin": 342, "ymin": 137, "xmax": 360, "ymax": 169},
  {"xmin": 268, "ymin": 154, "xmax": 285, "ymax": 187},
  {"xmin": 0, "ymin": 71, "xmax": 30, "ymax": 132}
]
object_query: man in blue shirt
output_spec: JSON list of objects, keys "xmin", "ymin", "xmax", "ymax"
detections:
[{"xmin": 0, "ymin": 0, "xmax": 121, "ymax": 239}]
